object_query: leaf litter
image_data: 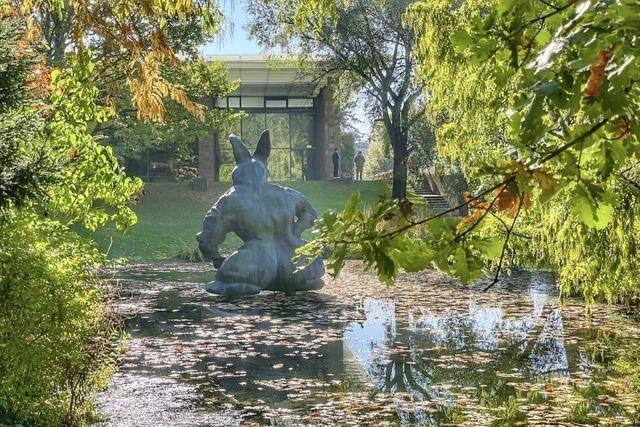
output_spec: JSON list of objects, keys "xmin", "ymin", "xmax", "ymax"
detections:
[{"xmin": 95, "ymin": 261, "xmax": 640, "ymax": 426}]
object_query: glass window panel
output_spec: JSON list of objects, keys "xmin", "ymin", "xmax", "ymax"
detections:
[
  {"xmin": 291, "ymin": 149, "xmax": 305, "ymax": 181},
  {"xmin": 266, "ymin": 99, "xmax": 287, "ymax": 108},
  {"xmin": 288, "ymin": 98, "xmax": 314, "ymax": 108},
  {"xmin": 241, "ymin": 96, "xmax": 264, "ymax": 108},
  {"xmin": 215, "ymin": 97, "xmax": 227, "ymax": 108},
  {"xmin": 290, "ymin": 113, "xmax": 314, "ymax": 149},
  {"xmin": 306, "ymin": 148, "xmax": 321, "ymax": 180},
  {"xmin": 241, "ymin": 113, "xmax": 266, "ymax": 151},
  {"xmin": 218, "ymin": 149, "xmax": 235, "ymax": 182},
  {"xmin": 219, "ymin": 118, "xmax": 241, "ymax": 144},
  {"xmin": 267, "ymin": 149, "xmax": 290, "ymax": 181},
  {"xmin": 266, "ymin": 113, "xmax": 290, "ymax": 148},
  {"xmin": 228, "ymin": 97, "xmax": 240, "ymax": 108}
]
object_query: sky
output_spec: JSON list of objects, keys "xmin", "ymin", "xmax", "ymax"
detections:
[{"xmin": 200, "ymin": 0, "xmax": 263, "ymax": 56}]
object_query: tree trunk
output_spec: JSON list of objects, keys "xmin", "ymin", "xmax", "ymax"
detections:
[
  {"xmin": 43, "ymin": 7, "xmax": 73, "ymax": 67},
  {"xmin": 390, "ymin": 126, "xmax": 408, "ymax": 200}
]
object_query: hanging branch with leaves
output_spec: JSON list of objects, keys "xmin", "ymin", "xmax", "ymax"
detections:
[{"xmin": 298, "ymin": 0, "xmax": 640, "ymax": 292}]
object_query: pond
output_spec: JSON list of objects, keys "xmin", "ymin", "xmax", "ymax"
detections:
[{"xmin": 95, "ymin": 262, "xmax": 640, "ymax": 426}]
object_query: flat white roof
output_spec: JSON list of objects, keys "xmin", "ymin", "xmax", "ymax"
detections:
[{"xmin": 205, "ymin": 54, "xmax": 327, "ymax": 97}]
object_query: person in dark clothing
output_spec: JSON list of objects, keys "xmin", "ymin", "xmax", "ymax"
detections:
[
  {"xmin": 354, "ymin": 151, "xmax": 365, "ymax": 180},
  {"xmin": 332, "ymin": 148, "xmax": 340, "ymax": 178}
]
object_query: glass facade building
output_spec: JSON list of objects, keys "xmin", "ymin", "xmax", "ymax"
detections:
[
  {"xmin": 198, "ymin": 55, "xmax": 341, "ymax": 185},
  {"xmin": 214, "ymin": 96, "xmax": 319, "ymax": 181}
]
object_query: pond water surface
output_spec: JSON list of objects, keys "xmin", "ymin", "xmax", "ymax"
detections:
[{"xmin": 95, "ymin": 262, "xmax": 640, "ymax": 426}]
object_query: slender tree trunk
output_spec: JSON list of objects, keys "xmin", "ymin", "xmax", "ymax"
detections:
[
  {"xmin": 390, "ymin": 125, "xmax": 408, "ymax": 200},
  {"xmin": 42, "ymin": 7, "xmax": 73, "ymax": 67}
]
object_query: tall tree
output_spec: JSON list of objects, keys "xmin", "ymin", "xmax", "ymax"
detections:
[
  {"xmin": 299, "ymin": 0, "xmax": 640, "ymax": 306},
  {"xmin": 247, "ymin": 0, "xmax": 424, "ymax": 199}
]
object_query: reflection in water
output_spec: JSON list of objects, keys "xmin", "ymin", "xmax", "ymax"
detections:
[
  {"xmin": 345, "ymin": 272, "xmax": 572, "ymax": 391},
  {"xmin": 96, "ymin": 263, "xmax": 640, "ymax": 426},
  {"xmin": 529, "ymin": 308, "xmax": 569, "ymax": 375}
]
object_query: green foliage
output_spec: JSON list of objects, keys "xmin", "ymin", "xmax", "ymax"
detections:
[
  {"xmin": 298, "ymin": 193, "xmax": 499, "ymax": 285},
  {"xmin": 0, "ymin": 17, "xmax": 55, "ymax": 208},
  {"xmin": 433, "ymin": 404, "xmax": 467, "ymax": 424},
  {"xmin": 609, "ymin": 340, "xmax": 640, "ymax": 394},
  {"xmin": 174, "ymin": 244, "xmax": 205, "ymax": 263},
  {"xmin": 407, "ymin": 0, "xmax": 506, "ymax": 177},
  {"xmin": 406, "ymin": 114, "xmax": 437, "ymax": 183},
  {"xmin": 489, "ymin": 395, "xmax": 527, "ymax": 427},
  {"xmin": 433, "ymin": 0, "xmax": 640, "ymax": 301},
  {"xmin": 512, "ymin": 182, "xmax": 640, "ymax": 305},
  {"xmin": 0, "ymin": 15, "xmax": 140, "ymax": 424},
  {"xmin": 0, "ymin": 106, "xmax": 52, "ymax": 208},
  {"xmin": 0, "ymin": 211, "xmax": 122, "ymax": 426},
  {"xmin": 103, "ymin": 60, "xmax": 241, "ymax": 169},
  {"xmin": 341, "ymin": 132, "xmax": 356, "ymax": 175},
  {"xmin": 0, "ymin": 18, "xmax": 29, "ymax": 111},
  {"xmin": 364, "ymin": 122, "xmax": 393, "ymax": 178},
  {"xmin": 299, "ymin": 0, "xmax": 640, "ymax": 304},
  {"xmin": 47, "ymin": 55, "xmax": 143, "ymax": 231}
]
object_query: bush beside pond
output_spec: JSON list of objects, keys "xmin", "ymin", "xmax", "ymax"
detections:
[{"xmin": 0, "ymin": 212, "xmax": 123, "ymax": 426}]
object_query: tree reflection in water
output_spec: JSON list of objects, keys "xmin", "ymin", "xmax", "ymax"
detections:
[
  {"xmin": 343, "ymin": 271, "xmax": 607, "ymax": 422},
  {"xmin": 97, "ymin": 264, "xmax": 640, "ymax": 425}
]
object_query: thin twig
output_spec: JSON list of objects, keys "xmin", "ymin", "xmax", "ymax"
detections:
[
  {"xmin": 483, "ymin": 195, "xmax": 524, "ymax": 292},
  {"xmin": 538, "ymin": 0, "xmax": 562, "ymax": 11},
  {"xmin": 535, "ymin": 118, "xmax": 609, "ymax": 165},
  {"xmin": 454, "ymin": 185, "xmax": 507, "ymax": 241},
  {"xmin": 379, "ymin": 178, "xmax": 515, "ymax": 241}
]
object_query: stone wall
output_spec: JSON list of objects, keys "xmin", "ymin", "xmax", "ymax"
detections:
[{"xmin": 315, "ymin": 80, "xmax": 341, "ymax": 180}]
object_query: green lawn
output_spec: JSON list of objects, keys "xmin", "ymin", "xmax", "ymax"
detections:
[{"xmin": 90, "ymin": 180, "xmax": 390, "ymax": 261}]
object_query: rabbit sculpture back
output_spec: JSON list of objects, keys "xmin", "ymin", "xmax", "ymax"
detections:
[{"xmin": 196, "ymin": 130, "xmax": 325, "ymax": 296}]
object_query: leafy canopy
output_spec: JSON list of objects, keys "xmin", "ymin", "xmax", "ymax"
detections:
[
  {"xmin": 21, "ymin": 0, "xmax": 223, "ymax": 122},
  {"xmin": 300, "ymin": 0, "xmax": 640, "ymax": 302}
]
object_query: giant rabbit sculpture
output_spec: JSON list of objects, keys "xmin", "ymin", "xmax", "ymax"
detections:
[{"xmin": 196, "ymin": 130, "xmax": 325, "ymax": 296}]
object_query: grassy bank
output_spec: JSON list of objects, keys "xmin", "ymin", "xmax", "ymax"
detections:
[{"xmin": 90, "ymin": 180, "xmax": 390, "ymax": 261}]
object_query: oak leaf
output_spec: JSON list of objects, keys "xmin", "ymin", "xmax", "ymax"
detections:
[
  {"xmin": 531, "ymin": 169, "xmax": 557, "ymax": 192},
  {"xmin": 456, "ymin": 201, "xmax": 490, "ymax": 233},
  {"xmin": 612, "ymin": 115, "xmax": 631, "ymax": 140},
  {"xmin": 494, "ymin": 184, "xmax": 530, "ymax": 217},
  {"xmin": 584, "ymin": 49, "xmax": 613, "ymax": 98}
]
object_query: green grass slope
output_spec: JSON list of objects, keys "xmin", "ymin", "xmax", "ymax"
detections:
[{"xmin": 90, "ymin": 180, "xmax": 390, "ymax": 261}]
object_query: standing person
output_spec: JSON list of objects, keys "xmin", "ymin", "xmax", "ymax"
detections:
[
  {"xmin": 354, "ymin": 151, "xmax": 365, "ymax": 180},
  {"xmin": 332, "ymin": 148, "xmax": 340, "ymax": 178}
]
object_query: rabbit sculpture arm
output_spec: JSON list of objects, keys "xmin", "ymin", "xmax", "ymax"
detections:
[
  {"xmin": 197, "ymin": 194, "xmax": 235, "ymax": 268},
  {"xmin": 291, "ymin": 189, "xmax": 318, "ymax": 238}
]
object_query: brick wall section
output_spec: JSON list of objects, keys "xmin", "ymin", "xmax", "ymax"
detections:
[
  {"xmin": 198, "ymin": 135, "xmax": 216, "ymax": 181},
  {"xmin": 315, "ymin": 80, "xmax": 341, "ymax": 180}
]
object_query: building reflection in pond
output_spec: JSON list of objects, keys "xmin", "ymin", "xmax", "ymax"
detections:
[{"xmin": 343, "ymin": 272, "xmax": 580, "ymax": 414}]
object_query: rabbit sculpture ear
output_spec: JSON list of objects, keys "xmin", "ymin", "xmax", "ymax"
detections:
[
  {"xmin": 253, "ymin": 130, "xmax": 271, "ymax": 162},
  {"xmin": 229, "ymin": 134, "xmax": 251, "ymax": 164}
]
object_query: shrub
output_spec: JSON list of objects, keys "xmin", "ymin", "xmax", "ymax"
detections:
[{"xmin": 0, "ymin": 210, "xmax": 123, "ymax": 426}]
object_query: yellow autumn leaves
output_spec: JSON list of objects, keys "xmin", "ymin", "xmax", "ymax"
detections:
[
  {"xmin": 129, "ymin": 52, "xmax": 205, "ymax": 123},
  {"xmin": 17, "ymin": 0, "xmax": 215, "ymax": 122}
]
